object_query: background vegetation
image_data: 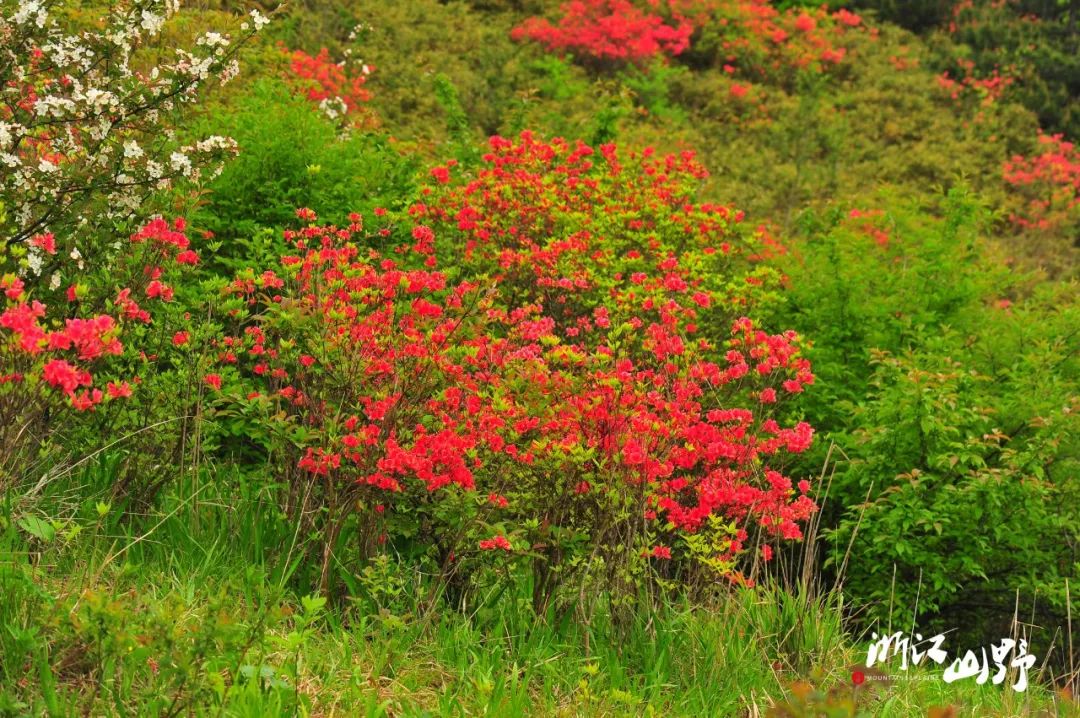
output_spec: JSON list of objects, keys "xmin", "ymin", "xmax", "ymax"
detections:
[{"xmin": 1, "ymin": 0, "xmax": 1077, "ymax": 715}]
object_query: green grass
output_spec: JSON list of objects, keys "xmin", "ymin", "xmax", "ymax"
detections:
[{"xmin": 1, "ymin": 455, "xmax": 1075, "ymax": 717}]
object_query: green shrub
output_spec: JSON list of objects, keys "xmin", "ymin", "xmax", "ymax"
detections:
[
  {"xmin": 190, "ymin": 79, "xmax": 416, "ymax": 273},
  {"xmin": 776, "ymin": 189, "xmax": 1079, "ymax": 649}
]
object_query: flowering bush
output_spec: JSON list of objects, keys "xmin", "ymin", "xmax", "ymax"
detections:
[
  {"xmin": 0, "ymin": 0, "xmax": 270, "ymax": 494},
  {"xmin": 285, "ymin": 46, "xmax": 374, "ymax": 124},
  {"xmin": 418, "ymin": 132, "xmax": 817, "ymax": 605},
  {"xmin": 511, "ymin": 0, "xmax": 696, "ymax": 66},
  {"xmin": 512, "ymin": 0, "xmax": 867, "ymax": 80},
  {"xmin": 0, "ymin": 217, "xmax": 197, "ymax": 484},
  {"xmin": 681, "ymin": 0, "xmax": 867, "ymax": 88},
  {"xmin": 212, "ymin": 133, "xmax": 818, "ymax": 607},
  {"xmin": 936, "ymin": 59, "xmax": 1015, "ymax": 107},
  {"xmin": 211, "ymin": 210, "xmax": 525, "ymax": 593},
  {"xmin": 943, "ymin": 0, "xmax": 1080, "ymax": 140},
  {"xmin": 1003, "ymin": 132, "xmax": 1080, "ymax": 232},
  {"xmin": 0, "ymin": 0, "xmax": 267, "ymax": 265}
]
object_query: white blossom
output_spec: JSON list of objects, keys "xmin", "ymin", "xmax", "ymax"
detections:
[
  {"xmin": 197, "ymin": 31, "xmax": 229, "ymax": 49},
  {"xmin": 140, "ymin": 11, "xmax": 164, "ymax": 35},
  {"xmin": 13, "ymin": 0, "xmax": 47, "ymax": 27},
  {"xmin": 192, "ymin": 135, "xmax": 236, "ymax": 153},
  {"xmin": 318, "ymin": 97, "xmax": 348, "ymax": 121},
  {"xmin": 250, "ymin": 9, "xmax": 270, "ymax": 30},
  {"xmin": 169, "ymin": 151, "xmax": 191, "ymax": 175},
  {"xmin": 26, "ymin": 245, "xmax": 43, "ymax": 275}
]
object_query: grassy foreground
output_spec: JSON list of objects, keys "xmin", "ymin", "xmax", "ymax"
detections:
[
  {"xmin": 1, "ymin": 0, "xmax": 1078, "ymax": 715},
  {"xmin": 0, "ymin": 458, "xmax": 1074, "ymax": 717}
]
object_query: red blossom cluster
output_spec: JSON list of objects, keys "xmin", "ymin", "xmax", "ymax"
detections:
[
  {"xmin": 681, "ymin": 0, "xmax": 867, "ymax": 113},
  {"xmin": 511, "ymin": 0, "xmax": 866, "ymax": 74},
  {"xmin": 702, "ymin": 0, "xmax": 863, "ymax": 67},
  {"xmin": 846, "ymin": 208, "xmax": 891, "ymax": 248},
  {"xmin": 479, "ymin": 535, "xmax": 513, "ymax": 551},
  {"xmin": 937, "ymin": 59, "xmax": 1014, "ymax": 106},
  {"xmin": 1003, "ymin": 133, "xmax": 1080, "ymax": 231},
  {"xmin": 219, "ymin": 214, "xmax": 506, "ymax": 497},
  {"xmin": 286, "ymin": 47, "xmax": 372, "ymax": 117},
  {"xmin": 511, "ymin": 0, "xmax": 696, "ymax": 64},
  {"xmin": 420, "ymin": 132, "xmax": 817, "ymax": 559},
  {"xmin": 215, "ymin": 133, "xmax": 817, "ymax": 594},
  {"xmin": 0, "ymin": 218, "xmax": 196, "ymax": 413}
]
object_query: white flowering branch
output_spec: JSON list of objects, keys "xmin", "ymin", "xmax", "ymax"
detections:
[{"xmin": 0, "ymin": 1, "xmax": 271, "ymax": 268}]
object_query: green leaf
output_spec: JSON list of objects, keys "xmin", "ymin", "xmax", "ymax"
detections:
[
  {"xmin": 301, "ymin": 594, "xmax": 327, "ymax": 616},
  {"xmin": 17, "ymin": 516, "xmax": 55, "ymax": 543}
]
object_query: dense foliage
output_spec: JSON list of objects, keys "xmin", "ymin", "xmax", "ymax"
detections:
[
  {"xmin": 1, "ymin": 0, "xmax": 1077, "ymax": 715},
  {"xmin": 201, "ymin": 135, "xmax": 820, "ymax": 613}
]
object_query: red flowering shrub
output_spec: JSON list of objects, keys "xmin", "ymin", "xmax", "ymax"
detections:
[
  {"xmin": 217, "ymin": 133, "xmax": 817, "ymax": 607},
  {"xmin": 286, "ymin": 47, "xmax": 373, "ymax": 122},
  {"xmin": 1003, "ymin": 133, "xmax": 1080, "ymax": 232},
  {"xmin": 214, "ymin": 209, "xmax": 532, "ymax": 593},
  {"xmin": 676, "ymin": 1, "xmax": 868, "ymax": 92},
  {"xmin": 846, "ymin": 208, "xmax": 891, "ymax": 248},
  {"xmin": 511, "ymin": 0, "xmax": 696, "ymax": 65},
  {"xmin": 0, "ymin": 218, "xmax": 198, "ymax": 482},
  {"xmin": 513, "ymin": 0, "xmax": 869, "ymax": 115},
  {"xmin": 417, "ymin": 132, "xmax": 816, "ymax": 605},
  {"xmin": 936, "ymin": 58, "xmax": 1015, "ymax": 107}
]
